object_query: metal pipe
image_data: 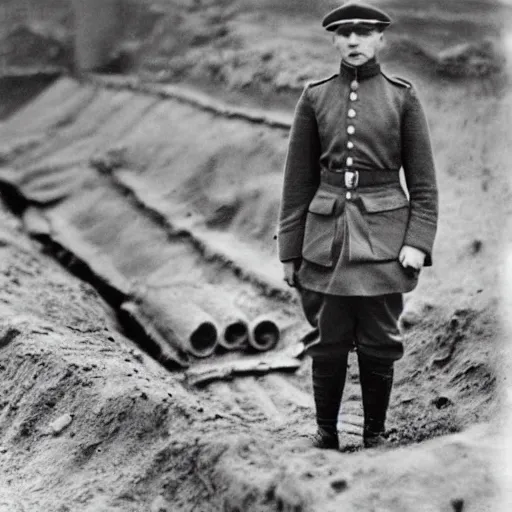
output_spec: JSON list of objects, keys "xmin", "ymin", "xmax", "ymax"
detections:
[
  {"xmin": 133, "ymin": 288, "xmax": 219, "ymax": 359},
  {"xmin": 120, "ymin": 301, "xmax": 190, "ymax": 368},
  {"xmin": 146, "ymin": 280, "xmax": 250, "ymax": 351},
  {"xmin": 193, "ymin": 300, "xmax": 249, "ymax": 351},
  {"xmin": 220, "ymin": 317, "xmax": 249, "ymax": 350},
  {"xmin": 248, "ymin": 315, "xmax": 280, "ymax": 352}
]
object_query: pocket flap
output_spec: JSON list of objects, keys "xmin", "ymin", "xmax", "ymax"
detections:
[
  {"xmin": 308, "ymin": 193, "xmax": 337, "ymax": 216},
  {"xmin": 360, "ymin": 189, "xmax": 409, "ymax": 213}
]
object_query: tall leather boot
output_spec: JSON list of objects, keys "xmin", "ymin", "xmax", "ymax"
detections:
[
  {"xmin": 358, "ymin": 353, "xmax": 394, "ymax": 448},
  {"xmin": 310, "ymin": 354, "xmax": 348, "ymax": 450}
]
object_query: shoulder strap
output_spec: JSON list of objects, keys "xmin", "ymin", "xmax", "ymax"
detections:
[
  {"xmin": 381, "ymin": 71, "xmax": 412, "ymax": 88},
  {"xmin": 307, "ymin": 74, "xmax": 338, "ymax": 88}
]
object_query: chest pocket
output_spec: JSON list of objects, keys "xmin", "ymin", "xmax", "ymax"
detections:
[
  {"xmin": 354, "ymin": 187, "xmax": 409, "ymax": 262},
  {"xmin": 302, "ymin": 192, "xmax": 339, "ymax": 267}
]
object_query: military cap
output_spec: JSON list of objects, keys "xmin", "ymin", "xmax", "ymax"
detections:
[{"xmin": 322, "ymin": 1, "xmax": 392, "ymax": 32}]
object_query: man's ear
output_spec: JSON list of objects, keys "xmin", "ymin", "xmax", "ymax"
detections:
[
  {"xmin": 332, "ymin": 33, "xmax": 340, "ymax": 50},
  {"xmin": 378, "ymin": 33, "xmax": 385, "ymax": 49}
]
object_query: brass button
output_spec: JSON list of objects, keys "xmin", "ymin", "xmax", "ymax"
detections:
[
  {"xmin": 348, "ymin": 109, "xmax": 356, "ymax": 118},
  {"xmin": 346, "ymin": 192, "xmax": 352, "ymax": 200},
  {"xmin": 350, "ymin": 92, "xmax": 358, "ymax": 101},
  {"xmin": 350, "ymin": 80, "xmax": 359, "ymax": 91},
  {"xmin": 347, "ymin": 141, "xmax": 354, "ymax": 149},
  {"xmin": 347, "ymin": 125, "xmax": 355, "ymax": 135},
  {"xmin": 346, "ymin": 157, "xmax": 353, "ymax": 166}
]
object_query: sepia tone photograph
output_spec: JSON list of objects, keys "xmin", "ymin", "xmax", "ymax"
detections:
[{"xmin": 0, "ymin": 0, "xmax": 511, "ymax": 510}]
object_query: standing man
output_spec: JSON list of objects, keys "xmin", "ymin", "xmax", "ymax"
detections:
[{"xmin": 278, "ymin": 1, "xmax": 438, "ymax": 449}]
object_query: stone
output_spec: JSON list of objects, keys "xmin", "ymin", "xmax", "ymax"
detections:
[
  {"xmin": 150, "ymin": 495, "xmax": 170, "ymax": 512},
  {"xmin": 48, "ymin": 414, "xmax": 73, "ymax": 435}
]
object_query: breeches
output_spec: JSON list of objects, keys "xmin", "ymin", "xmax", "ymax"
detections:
[{"xmin": 299, "ymin": 288, "xmax": 404, "ymax": 362}]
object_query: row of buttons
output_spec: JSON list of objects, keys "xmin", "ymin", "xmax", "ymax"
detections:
[{"xmin": 346, "ymin": 80, "xmax": 358, "ymax": 199}]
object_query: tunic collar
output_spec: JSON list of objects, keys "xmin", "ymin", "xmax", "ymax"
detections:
[{"xmin": 339, "ymin": 58, "xmax": 381, "ymax": 82}]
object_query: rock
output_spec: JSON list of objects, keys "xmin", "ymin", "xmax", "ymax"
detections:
[
  {"xmin": 400, "ymin": 307, "xmax": 421, "ymax": 329},
  {"xmin": 470, "ymin": 239, "xmax": 483, "ymax": 254},
  {"xmin": 48, "ymin": 413, "xmax": 73, "ymax": 435},
  {"xmin": 451, "ymin": 498, "xmax": 464, "ymax": 512},
  {"xmin": 0, "ymin": 326, "xmax": 21, "ymax": 349},
  {"xmin": 150, "ymin": 495, "xmax": 170, "ymax": 512},
  {"xmin": 400, "ymin": 299, "xmax": 436, "ymax": 329},
  {"xmin": 329, "ymin": 476, "xmax": 349, "ymax": 493},
  {"xmin": 89, "ymin": 147, "xmax": 128, "ymax": 174},
  {"xmin": 433, "ymin": 396, "xmax": 453, "ymax": 410},
  {"xmin": 129, "ymin": 348, "xmax": 144, "ymax": 363}
]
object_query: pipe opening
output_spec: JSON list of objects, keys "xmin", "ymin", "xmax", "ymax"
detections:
[
  {"xmin": 250, "ymin": 319, "xmax": 280, "ymax": 352},
  {"xmin": 222, "ymin": 321, "xmax": 249, "ymax": 349},
  {"xmin": 189, "ymin": 322, "xmax": 218, "ymax": 358}
]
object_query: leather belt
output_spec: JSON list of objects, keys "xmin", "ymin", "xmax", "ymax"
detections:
[{"xmin": 321, "ymin": 168, "xmax": 400, "ymax": 189}]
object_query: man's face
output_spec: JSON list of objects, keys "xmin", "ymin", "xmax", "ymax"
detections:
[{"xmin": 332, "ymin": 25, "xmax": 384, "ymax": 66}]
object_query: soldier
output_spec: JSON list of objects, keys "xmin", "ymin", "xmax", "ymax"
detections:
[{"xmin": 278, "ymin": 1, "xmax": 438, "ymax": 449}]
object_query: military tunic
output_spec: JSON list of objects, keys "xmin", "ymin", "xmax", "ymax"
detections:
[{"xmin": 278, "ymin": 59, "xmax": 438, "ymax": 297}]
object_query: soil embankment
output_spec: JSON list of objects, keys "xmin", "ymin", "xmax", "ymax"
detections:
[
  {"xmin": 0, "ymin": 199, "xmax": 506, "ymax": 511},
  {"xmin": 1, "ymin": 0, "xmax": 512, "ymax": 510}
]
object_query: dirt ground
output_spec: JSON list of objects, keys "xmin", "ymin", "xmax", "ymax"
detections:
[{"xmin": 1, "ymin": 0, "xmax": 512, "ymax": 511}]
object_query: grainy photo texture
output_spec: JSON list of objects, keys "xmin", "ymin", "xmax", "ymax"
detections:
[{"xmin": 0, "ymin": 1, "xmax": 511, "ymax": 511}]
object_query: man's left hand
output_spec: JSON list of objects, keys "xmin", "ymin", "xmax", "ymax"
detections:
[{"xmin": 399, "ymin": 245, "xmax": 426, "ymax": 270}]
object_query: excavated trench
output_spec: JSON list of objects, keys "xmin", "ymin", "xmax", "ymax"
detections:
[
  {"xmin": 0, "ymin": 71, "xmax": 506, "ymax": 511},
  {"xmin": 0, "ymin": 70, "xmax": 499, "ymax": 435}
]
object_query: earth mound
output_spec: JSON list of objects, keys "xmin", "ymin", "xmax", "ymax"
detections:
[{"xmin": 0, "ymin": 0, "xmax": 511, "ymax": 510}]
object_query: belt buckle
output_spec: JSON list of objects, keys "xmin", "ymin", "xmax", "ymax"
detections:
[{"xmin": 344, "ymin": 170, "xmax": 359, "ymax": 189}]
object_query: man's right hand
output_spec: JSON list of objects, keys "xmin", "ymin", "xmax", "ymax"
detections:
[{"xmin": 283, "ymin": 260, "xmax": 299, "ymax": 287}]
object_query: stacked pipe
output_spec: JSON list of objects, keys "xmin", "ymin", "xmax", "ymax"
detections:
[
  {"xmin": 248, "ymin": 314, "xmax": 280, "ymax": 352},
  {"xmin": 181, "ymin": 282, "xmax": 251, "ymax": 351},
  {"xmin": 130, "ymin": 286, "xmax": 219, "ymax": 359},
  {"xmin": 166, "ymin": 282, "xmax": 281, "ymax": 353},
  {"xmin": 129, "ymin": 280, "xmax": 281, "ymax": 363}
]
